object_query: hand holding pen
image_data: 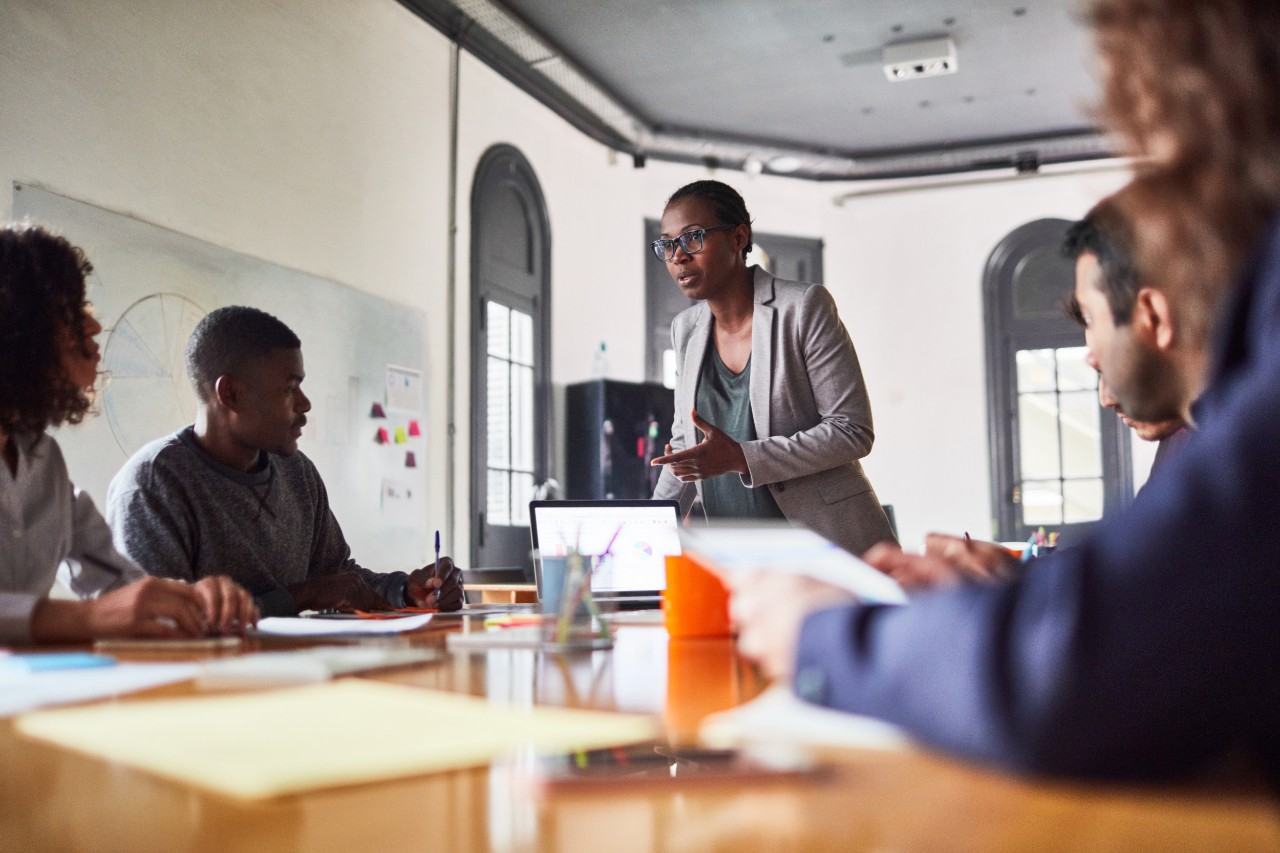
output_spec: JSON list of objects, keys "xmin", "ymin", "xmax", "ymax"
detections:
[{"xmin": 404, "ymin": 530, "xmax": 464, "ymax": 611}]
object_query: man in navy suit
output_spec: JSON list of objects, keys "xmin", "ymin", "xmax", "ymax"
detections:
[{"xmin": 732, "ymin": 0, "xmax": 1280, "ymax": 784}]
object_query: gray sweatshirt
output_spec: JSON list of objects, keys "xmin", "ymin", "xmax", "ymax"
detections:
[{"xmin": 106, "ymin": 427, "xmax": 409, "ymax": 616}]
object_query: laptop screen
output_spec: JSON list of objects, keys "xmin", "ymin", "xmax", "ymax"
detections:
[{"xmin": 529, "ymin": 500, "xmax": 681, "ymax": 593}]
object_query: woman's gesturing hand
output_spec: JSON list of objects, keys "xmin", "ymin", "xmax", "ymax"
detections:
[{"xmin": 651, "ymin": 409, "xmax": 748, "ymax": 482}]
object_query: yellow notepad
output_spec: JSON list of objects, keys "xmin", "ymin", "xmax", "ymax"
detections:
[{"xmin": 15, "ymin": 680, "xmax": 658, "ymax": 799}]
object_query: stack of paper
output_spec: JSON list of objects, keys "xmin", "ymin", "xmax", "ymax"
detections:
[
  {"xmin": 253, "ymin": 613, "xmax": 435, "ymax": 637},
  {"xmin": 0, "ymin": 663, "xmax": 197, "ymax": 717},
  {"xmin": 16, "ymin": 680, "xmax": 659, "ymax": 798}
]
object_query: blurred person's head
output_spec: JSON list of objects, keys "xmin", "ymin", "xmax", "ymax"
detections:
[
  {"xmin": 0, "ymin": 223, "xmax": 102, "ymax": 437},
  {"xmin": 1089, "ymin": 0, "xmax": 1280, "ymax": 345},
  {"xmin": 1065, "ymin": 181, "xmax": 1203, "ymax": 425}
]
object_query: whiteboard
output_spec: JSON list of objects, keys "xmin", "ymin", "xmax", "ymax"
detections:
[{"xmin": 15, "ymin": 183, "xmax": 429, "ymax": 571}]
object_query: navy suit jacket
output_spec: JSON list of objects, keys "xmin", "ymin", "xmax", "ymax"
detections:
[{"xmin": 794, "ymin": 217, "xmax": 1280, "ymax": 784}]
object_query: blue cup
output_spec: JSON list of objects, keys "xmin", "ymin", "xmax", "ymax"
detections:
[{"xmin": 538, "ymin": 554, "xmax": 569, "ymax": 614}]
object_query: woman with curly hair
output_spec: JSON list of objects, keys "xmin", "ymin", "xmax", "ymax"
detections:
[{"xmin": 0, "ymin": 222, "xmax": 257, "ymax": 643}]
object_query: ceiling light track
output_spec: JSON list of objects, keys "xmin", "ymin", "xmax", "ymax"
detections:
[{"xmin": 396, "ymin": 0, "xmax": 1113, "ymax": 182}]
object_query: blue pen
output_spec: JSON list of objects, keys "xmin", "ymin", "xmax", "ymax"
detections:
[{"xmin": 434, "ymin": 530, "xmax": 442, "ymax": 597}]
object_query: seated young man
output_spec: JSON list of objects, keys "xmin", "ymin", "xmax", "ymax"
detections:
[{"xmin": 107, "ymin": 306, "xmax": 462, "ymax": 616}]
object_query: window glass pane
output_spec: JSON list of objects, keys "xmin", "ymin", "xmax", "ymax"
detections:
[
  {"xmin": 1056, "ymin": 346, "xmax": 1097, "ymax": 392},
  {"xmin": 512, "ymin": 364, "xmax": 534, "ymax": 472},
  {"xmin": 1059, "ymin": 390, "xmax": 1102, "ymax": 478},
  {"xmin": 1013, "ymin": 247, "xmax": 1074, "ymax": 319},
  {"xmin": 1016, "ymin": 349, "xmax": 1056, "ymax": 393},
  {"xmin": 511, "ymin": 473, "xmax": 535, "ymax": 526},
  {"xmin": 1063, "ymin": 478, "xmax": 1104, "ymax": 523},
  {"xmin": 487, "ymin": 470, "xmax": 510, "ymax": 526},
  {"xmin": 511, "ymin": 309, "xmax": 534, "ymax": 366},
  {"xmin": 1021, "ymin": 479, "xmax": 1063, "ymax": 526},
  {"xmin": 1018, "ymin": 392, "xmax": 1060, "ymax": 479},
  {"xmin": 486, "ymin": 356, "xmax": 510, "ymax": 468},
  {"xmin": 487, "ymin": 302, "xmax": 510, "ymax": 359}
]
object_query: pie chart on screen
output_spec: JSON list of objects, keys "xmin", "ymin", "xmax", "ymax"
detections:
[{"xmin": 102, "ymin": 293, "xmax": 207, "ymax": 457}]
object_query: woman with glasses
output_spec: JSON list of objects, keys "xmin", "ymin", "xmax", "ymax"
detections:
[
  {"xmin": 650, "ymin": 180, "xmax": 896, "ymax": 556},
  {"xmin": 0, "ymin": 222, "xmax": 257, "ymax": 643}
]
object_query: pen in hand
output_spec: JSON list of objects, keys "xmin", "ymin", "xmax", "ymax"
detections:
[{"xmin": 434, "ymin": 529, "xmax": 442, "ymax": 605}]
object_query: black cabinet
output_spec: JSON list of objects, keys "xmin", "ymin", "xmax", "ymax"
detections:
[{"xmin": 566, "ymin": 380, "xmax": 675, "ymax": 499}]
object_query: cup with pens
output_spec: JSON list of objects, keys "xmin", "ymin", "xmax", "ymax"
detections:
[{"xmin": 533, "ymin": 547, "xmax": 614, "ymax": 652}]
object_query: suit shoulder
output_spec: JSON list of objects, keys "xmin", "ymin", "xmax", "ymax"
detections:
[{"xmin": 670, "ymin": 302, "xmax": 709, "ymax": 339}]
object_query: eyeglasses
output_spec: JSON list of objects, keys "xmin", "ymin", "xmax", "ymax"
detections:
[{"xmin": 650, "ymin": 224, "xmax": 738, "ymax": 261}]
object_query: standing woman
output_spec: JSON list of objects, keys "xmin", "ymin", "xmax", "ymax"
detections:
[
  {"xmin": 0, "ymin": 223, "xmax": 256, "ymax": 643},
  {"xmin": 651, "ymin": 180, "xmax": 896, "ymax": 555}
]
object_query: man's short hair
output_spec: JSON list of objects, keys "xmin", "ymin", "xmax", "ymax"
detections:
[
  {"xmin": 1063, "ymin": 197, "xmax": 1140, "ymax": 325},
  {"xmin": 185, "ymin": 306, "xmax": 301, "ymax": 401}
]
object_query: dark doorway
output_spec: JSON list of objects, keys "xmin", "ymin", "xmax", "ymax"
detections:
[{"xmin": 470, "ymin": 145, "xmax": 551, "ymax": 572}]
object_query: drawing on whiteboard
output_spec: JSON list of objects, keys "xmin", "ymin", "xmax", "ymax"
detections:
[{"xmin": 102, "ymin": 293, "xmax": 207, "ymax": 457}]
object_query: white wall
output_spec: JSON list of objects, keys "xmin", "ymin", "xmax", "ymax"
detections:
[
  {"xmin": 1, "ymin": 0, "xmax": 455, "ymax": 563},
  {"xmin": 818, "ymin": 170, "xmax": 1130, "ymax": 546},
  {"xmin": 1, "ymin": 0, "xmax": 1133, "ymax": 562}
]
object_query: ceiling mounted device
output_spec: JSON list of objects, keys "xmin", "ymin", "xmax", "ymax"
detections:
[{"xmin": 883, "ymin": 37, "xmax": 958, "ymax": 81}]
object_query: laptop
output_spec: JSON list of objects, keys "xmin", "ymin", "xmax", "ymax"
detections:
[{"xmin": 528, "ymin": 500, "xmax": 681, "ymax": 607}]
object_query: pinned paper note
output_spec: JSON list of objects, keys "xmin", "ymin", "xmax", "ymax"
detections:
[
  {"xmin": 408, "ymin": 419, "xmax": 421, "ymax": 437},
  {"xmin": 385, "ymin": 365, "xmax": 423, "ymax": 414},
  {"xmin": 405, "ymin": 451, "xmax": 417, "ymax": 468},
  {"xmin": 393, "ymin": 426, "xmax": 408, "ymax": 444},
  {"xmin": 375, "ymin": 427, "xmax": 390, "ymax": 445},
  {"xmin": 370, "ymin": 402, "xmax": 386, "ymax": 419}
]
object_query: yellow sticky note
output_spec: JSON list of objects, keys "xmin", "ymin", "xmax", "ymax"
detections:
[
  {"xmin": 393, "ymin": 426, "xmax": 408, "ymax": 444},
  {"xmin": 15, "ymin": 680, "xmax": 658, "ymax": 799}
]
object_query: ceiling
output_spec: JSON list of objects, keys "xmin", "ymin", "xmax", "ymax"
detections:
[{"xmin": 399, "ymin": 0, "xmax": 1112, "ymax": 180}]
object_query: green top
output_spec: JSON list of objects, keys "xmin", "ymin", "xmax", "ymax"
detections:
[{"xmin": 694, "ymin": 340, "xmax": 786, "ymax": 520}]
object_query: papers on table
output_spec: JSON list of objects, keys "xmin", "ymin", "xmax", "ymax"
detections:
[
  {"xmin": 0, "ymin": 663, "xmax": 198, "ymax": 717},
  {"xmin": 15, "ymin": 679, "xmax": 660, "ymax": 798},
  {"xmin": 679, "ymin": 524, "xmax": 909, "ymax": 605},
  {"xmin": 700, "ymin": 684, "xmax": 912, "ymax": 751},
  {"xmin": 195, "ymin": 646, "xmax": 437, "ymax": 689},
  {"xmin": 253, "ymin": 612, "xmax": 434, "ymax": 637}
]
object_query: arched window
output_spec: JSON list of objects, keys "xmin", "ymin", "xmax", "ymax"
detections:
[
  {"xmin": 984, "ymin": 218, "xmax": 1133, "ymax": 543},
  {"xmin": 470, "ymin": 145, "xmax": 551, "ymax": 572}
]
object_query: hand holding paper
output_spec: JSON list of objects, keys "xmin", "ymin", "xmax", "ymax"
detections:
[{"xmin": 677, "ymin": 524, "xmax": 907, "ymax": 682}]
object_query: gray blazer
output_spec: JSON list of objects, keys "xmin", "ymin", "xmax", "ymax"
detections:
[{"xmin": 654, "ymin": 266, "xmax": 897, "ymax": 555}]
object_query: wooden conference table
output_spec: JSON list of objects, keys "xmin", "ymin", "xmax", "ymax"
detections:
[{"xmin": 1, "ymin": 611, "xmax": 1277, "ymax": 853}]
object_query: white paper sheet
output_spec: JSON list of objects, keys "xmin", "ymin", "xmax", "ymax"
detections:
[
  {"xmin": 253, "ymin": 613, "xmax": 435, "ymax": 637},
  {"xmin": 679, "ymin": 525, "xmax": 909, "ymax": 605},
  {"xmin": 0, "ymin": 663, "xmax": 198, "ymax": 717},
  {"xmin": 700, "ymin": 684, "xmax": 912, "ymax": 751}
]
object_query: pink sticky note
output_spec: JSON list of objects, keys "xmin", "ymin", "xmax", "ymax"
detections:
[
  {"xmin": 408, "ymin": 419, "xmax": 421, "ymax": 437},
  {"xmin": 405, "ymin": 451, "xmax": 417, "ymax": 468},
  {"xmin": 375, "ymin": 427, "xmax": 390, "ymax": 444},
  {"xmin": 370, "ymin": 402, "xmax": 386, "ymax": 418}
]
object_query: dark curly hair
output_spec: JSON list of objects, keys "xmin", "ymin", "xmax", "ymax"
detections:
[
  {"xmin": 665, "ymin": 180, "xmax": 754, "ymax": 260},
  {"xmin": 0, "ymin": 223, "xmax": 96, "ymax": 435},
  {"xmin": 185, "ymin": 305, "xmax": 301, "ymax": 402}
]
